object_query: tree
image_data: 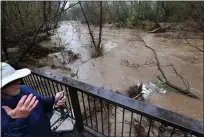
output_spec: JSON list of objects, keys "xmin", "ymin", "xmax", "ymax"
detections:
[
  {"xmin": 79, "ymin": 1, "xmax": 103, "ymax": 57},
  {"xmin": 1, "ymin": 1, "xmax": 78, "ymax": 62}
]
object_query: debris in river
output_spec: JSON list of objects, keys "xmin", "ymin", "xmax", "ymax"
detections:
[
  {"xmin": 51, "ymin": 64, "xmax": 58, "ymax": 69},
  {"xmin": 127, "ymin": 83, "xmax": 144, "ymax": 101},
  {"xmin": 128, "ymin": 82, "xmax": 167, "ymax": 100},
  {"xmin": 66, "ymin": 50, "xmax": 80, "ymax": 64},
  {"xmin": 45, "ymin": 49, "xmax": 80, "ymax": 68}
]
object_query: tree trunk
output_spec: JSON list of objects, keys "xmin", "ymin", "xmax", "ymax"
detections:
[
  {"xmin": 1, "ymin": 1, "xmax": 9, "ymax": 60},
  {"xmin": 79, "ymin": 2, "xmax": 97, "ymax": 49},
  {"xmin": 138, "ymin": 1, "xmax": 141, "ymax": 20},
  {"xmin": 98, "ymin": 1, "xmax": 103, "ymax": 49},
  {"xmin": 43, "ymin": 1, "xmax": 49, "ymax": 35},
  {"xmin": 154, "ymin": 2, "xmax": 160, "ymax": 27}
]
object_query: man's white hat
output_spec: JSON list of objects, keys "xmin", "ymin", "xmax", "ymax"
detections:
[{"xmin": 1, "ymin": 62, "xmax": 31, "ymax": 88}]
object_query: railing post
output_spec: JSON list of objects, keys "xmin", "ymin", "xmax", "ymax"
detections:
[{"xmin": 68, "ymin": 86, "xmax": 84, "ymax": 133}]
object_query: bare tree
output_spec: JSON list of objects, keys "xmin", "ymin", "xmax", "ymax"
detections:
[
  {"xmin": 1, "ymin": 1, "xmax": 79, "ymax": 62},
  {"xmin": 1, "ymin": 1, "xmax": 9, "ymax": 60},
  {"xmin": 79, "ymin": 1, "xmax": 103, "ymax": 57}
]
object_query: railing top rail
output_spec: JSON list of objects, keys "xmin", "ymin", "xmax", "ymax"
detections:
[{"xmin": 29, "ymin": 68, "xmax": 203, "ymax": 136}]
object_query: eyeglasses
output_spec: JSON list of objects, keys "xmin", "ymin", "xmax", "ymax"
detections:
[{"xmin": 2, "ymin": 78, "xmax": 22, "ymax": 89}]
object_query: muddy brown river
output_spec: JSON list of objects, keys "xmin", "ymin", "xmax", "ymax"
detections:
[{"xmin": 39, "ymin": 21, "xmax": 203, "ymax": 121}]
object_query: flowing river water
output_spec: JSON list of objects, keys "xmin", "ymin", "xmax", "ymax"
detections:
[{"xmin": 39, "ymin": 21, "xmax": 203, "ymax": 121}]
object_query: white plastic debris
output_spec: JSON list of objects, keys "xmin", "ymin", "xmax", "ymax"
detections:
[
  {"xmin": 141, "ymin": 84, "xmax": 153, "ymax": 99},
  {"xmin": 160, "ymin": 88, "xmax": 167, "ymax": 94}
]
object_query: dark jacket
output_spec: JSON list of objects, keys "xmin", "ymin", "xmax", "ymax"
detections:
[{"xmin": 1, "ymin": 85, "xmax": 55, "ymax": 137}]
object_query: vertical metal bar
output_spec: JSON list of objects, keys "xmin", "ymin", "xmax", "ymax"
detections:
[
  {"xmin": 129, "ymin": 112, "xmax": 133, "ymax": 137},
  {"xmin": 51, "ymin": 81, "xmax": 58, "ymax": 95},
  {"xmin": 41, "ymin": 78, "xmax": 51, "ymax": 97},
  {"xmin": 45, "ymin": 79, "xmax": 53, "ymax": 97},
  {"xmin": 47, "ymin": 80, "xmax": 55, "ymax": 97},
  {"xmin": 87, "ymin": 95, "xmax": 93, "ymax": 128},
  {"xmin": 29, "ymin": 75, "xmax": 36, "ymax": 88},
  {"xmin": 147, "ymin": 120, "xmax": 153, "ymax": 137},
  {"xmin": 56, "ymin": 83, "xmax": 61, "ymax": 92},
  {"xmin": 30, "ymin": 75, "xmax": 44, "ymax": 96},
  {"xmin": 82, "ymin": 93, "xmax": 88, "ymax": 125},
  {"xmin": 59, "ymin": 84, "xmax": 63, "ymax": 91},
  {"xmin": 23, "ymin": 77, "xmax": 29, "ymax": 86},
  {"xmin": 39, "ymin": 77, "xmax": 49, "ymax": 97},
  {"xmin": 23, "ymin": 77, "xmax": 30, "ymax": 86},
  {"xmin": 27, "ymin": 76, "xmax": 37, "ymax": 93},
  {"xmin": 137, "ymin": 115, "xmax": 143, "ymax": 137},
  {"xmin": 68, "ymin": 86, "xmax": 84, "ymax": 132},
  {"xmin": 93, "ymin": 97, "xmax": 98, "ymax": 131},
  {"xmin": 35, "ymin": 76, "xmax": 46, "ymax": 96},
  {"xmin": 29, "ymin": 75, "xmax": 38, "ymax": 92},
  {"xmin": 65, "ymin": 87, "xmax": 74, "ymax": 119},
  {"xmin": 115, "ymin": 106, "xmax": 117, "ymax": 137},
  {"xmin": 25, "ymin": 77, "xmax": 33, "ymax": 88},
  {"xmin": 26, "ymin": 76, "xmax": 34, "ymax": 88},
  {"xmin": 158, "ymin": 123, "xmax": 164, "ymax": 137},
  {"xmin": 170, "ymin": 127, "xmax": 175, "ymax": 137},
  {"xmin": 121, "ymin": 108, "xmax": 125, "ymax": 137},
  {"xmin": 28, "ymin": 75, "xmax": 36, "ymax": 88},
  {"xmin": 108, "ymin": 103, "xmax": 110, "ymax": 137},
  {"xmin": 100, "ymin": 100, "xmax": 104, "ymax": 134},
  {"xmin": 32, "ymin": 75, "xmax": 43, "ymax": 94}
]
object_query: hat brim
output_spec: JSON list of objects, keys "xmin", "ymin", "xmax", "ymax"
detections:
[{"xmin": 1, "ymin": 68, "xmax": 31, "ymax": 88}]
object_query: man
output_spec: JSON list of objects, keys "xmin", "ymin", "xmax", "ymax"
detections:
[{"xmin": 1, "ymin": 62, "xmax": 66, "ymax": 137}]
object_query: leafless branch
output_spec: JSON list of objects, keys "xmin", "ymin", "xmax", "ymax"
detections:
[
  {"xmin": 169, "ymin": 63, "xmax": 190, "ymax": 91},
  {"xmin": 139, "ymin": 37, "xmax": 167, "ymax": 80},
  {"xmin": 139, "ymin": 36, "xmax": 199, "ymax": 99},
  {"xmin": 98, "ymin": 1, "xmax": 103, "ymax": 49},
  {"xmin": 79, "ymin": 2, "xmax": 97, "ymax": 50},
  {"xmin": 185, "ymin": 39, "xmax": 203, "ymax": 52}
]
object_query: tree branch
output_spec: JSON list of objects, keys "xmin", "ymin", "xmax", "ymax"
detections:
[
  {"xmin": 98, "ymin": 1, "xmax": 103, "ymax": 49},
  {"xmin": 139, "ymin": 36, "xmax": 199, "ymax": 99},
  {"xmin": 79, "ymin": 2, "xmax": 97, "ymax": 50},
  {"xmin": 185, "ymin": 39, "xmax": 203, "ymax": 52}
]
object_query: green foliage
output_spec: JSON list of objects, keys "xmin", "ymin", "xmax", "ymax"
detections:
[
  {"xmin": 65, "ymin": 1, "xmax": 202, "ymax": 30},
  {"xmin": 154, "ymin": 79, "xmax": 179, "ymax": 93}
]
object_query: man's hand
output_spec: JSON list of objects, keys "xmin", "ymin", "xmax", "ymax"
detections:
[
  {"xmin": 55, "ymin": 91, "xmax": 66, "ymax": 108},
  {"xmin": 2, "ymin": 94, "xmax": 39, "ymax": 118}
]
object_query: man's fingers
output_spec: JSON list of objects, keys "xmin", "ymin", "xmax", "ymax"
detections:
[
  {"xmin": 56, "ymin": 102, "xmax": 64, "ymax": 106},
  {"xmin": 56, "ymin": 101, "xmax": 66, "ymax": 106},
  {"xmin": 55, "ymin": 91, "xmax": 65, "ymax": 100},
  {"xmin": 17, "ymin": 95, "xmax": 27, "ymax": 108},
  {"xmin": 29, "ymin": 100, "xmax": 39, "ymax": 111},
  {"xmin": 57, "ymin": 99, "xmax": 65, "ymax": 103},
  {"xmin": 55, "ymin": 105, "xmax": 60, "ymax": 108},
  {"xmin": 27, "ymin": 96, "xmax": 36, "ymax": 109},
  {"xmin": 2, "ymin": 106, "xmax": 12, "ymax": 114},
  {"xmin": 24, "ymin": 94, "xmax": 33, "ymax": 107},
  {"xmin": 60, "ymin": 96, "xmax": 66, "ymax": 101}
]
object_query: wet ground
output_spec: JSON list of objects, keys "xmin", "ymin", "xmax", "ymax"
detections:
[{"xmin": 39, "ymin": 21, "xmax": 203, "ymax": 121}]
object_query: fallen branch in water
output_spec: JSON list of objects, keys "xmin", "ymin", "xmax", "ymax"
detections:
[
  {"xmin": 121, "ymin": 60, "xmax": 157, "ymax": 69},
  {"xmin": 139, "ymin": 36, "xmax": 199, "ymax": 99},
  {"xmin": 185, "ymin": 39, "xmax": 203, "ymax": 52},
  {"xmin": 157, "ymin": 76, "xmax": 198, "ymax": 99}
]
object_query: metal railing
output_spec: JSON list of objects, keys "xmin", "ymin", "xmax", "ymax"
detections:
[{"xmin": 22, "ymin": 68, "xmax": 203, "ymax": 137}]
